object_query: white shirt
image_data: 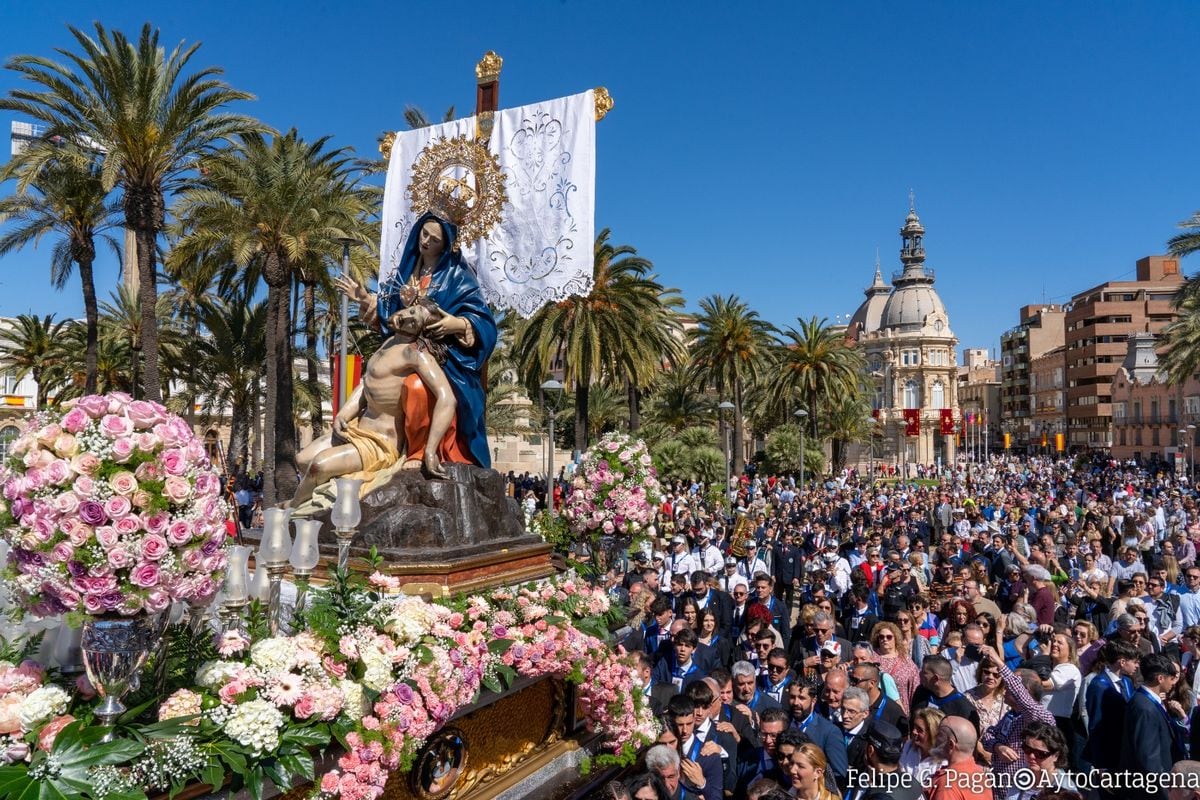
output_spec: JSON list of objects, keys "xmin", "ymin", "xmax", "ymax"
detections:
[
  {"xmin": 695, "ymin": 545, "xmax": 724, "ymax": 576},
  {"xmin": 1043, "ymin": 662, "xmax": 1082, "ymax": 718},
  {"xmin": 737, "ymin": 555, "xmax": 770, "ymax": 580}
]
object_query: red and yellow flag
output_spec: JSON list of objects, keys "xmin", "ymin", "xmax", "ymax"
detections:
[{"xmin": 331, "ymin": 355, "xmax": 362, "ymax": 416}]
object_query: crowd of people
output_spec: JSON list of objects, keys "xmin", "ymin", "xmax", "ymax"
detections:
[{"xmin": 588, "ymin": 455, "xmax": 1200, "ymax": 800}]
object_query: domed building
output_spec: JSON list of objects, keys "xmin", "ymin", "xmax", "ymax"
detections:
[{"xmin": 850, "ymin": 203, "xmax": 959, "ymax": 468}]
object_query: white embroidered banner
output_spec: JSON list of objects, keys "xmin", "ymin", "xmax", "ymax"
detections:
[
  {"xmin": 377, "ymin": 90, "xmax": 595, "ymax": 317},
  {"xmin": 378, "ymin": 117, "xmax": 475, "ymax": 288},
  {"xmin": 480, "ymin": 90, "xmax": 595, "ymax": 317}
]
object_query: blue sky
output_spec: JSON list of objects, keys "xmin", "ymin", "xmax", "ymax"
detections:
[{"xmin": 2, "ymin": 1, "xmax": 1199, "ymax": 356}]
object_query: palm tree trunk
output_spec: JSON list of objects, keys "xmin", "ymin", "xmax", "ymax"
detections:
[
  {"xmin": 303, "ymin": 282, "xmax": 324, "ymax": 439},
  {"xmin": 129, "ymin": 191, "xmax": 163, "ymax": 403},
  {"xmin": 626, "ymin": 380, "xmax": 641, "ymax": 433},
  {"xmin": 263, "ymin": 254, "xmax": 299, "ymax": 506},
  {"xmin": 733, "ymin": 381, "xmax": 746, "ymax": 475},
  {"xmin": 574, "ymin": 381, "xmax": 590, "ymax": 453},
  {"xmin": 228, "ymin": 400, "xmax": 248, "ymax": 477},
  {"xmin": 77, "ymin": 252, "xmax": 99, "ymax": 395}
]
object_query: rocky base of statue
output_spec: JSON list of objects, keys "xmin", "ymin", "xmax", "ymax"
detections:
[{"xmin": 297, "ymin": 463, "xmax": 537, "ymax": 559}]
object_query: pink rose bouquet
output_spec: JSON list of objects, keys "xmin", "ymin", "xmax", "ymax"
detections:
[
  {"xmin": 0, "ymin": 393, "xmax": 230, "ymax": 618},
  {"xmin": 563, "ymin": 433, "xmax": 661, "ymax": 537}
]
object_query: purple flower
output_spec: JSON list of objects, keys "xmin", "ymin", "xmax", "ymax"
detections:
[
  {"xmin": 100, "ymin": 590, "xmax": 124, "ymax": 610},
  {"xmin": 78, "ymin": 501, "xmax": 106, "ymax": 526},
  {"xmin": 67, "ymin": 560, "xmax": 87, "ymax": 578},
  {"xmin": 393, "ymin": 684, "xmax": 414, "ymax": 704}
]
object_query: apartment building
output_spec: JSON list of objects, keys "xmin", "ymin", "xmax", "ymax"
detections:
[
  {"xmin": 1064, "ymin": 255, "xmax": 1183, "ymax": 450},
  {"xmin": 999, "ymin": 305, "xmax": 1065, "ymax": 452}
]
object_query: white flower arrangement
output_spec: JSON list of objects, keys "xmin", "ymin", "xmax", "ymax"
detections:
[
  {"xmin": 17, "ymin": 685, "xmax": 68, "ymax": 733},
  {"xmin": 222, "ymin": 698, "xmax": 285, "ymax": 754}
]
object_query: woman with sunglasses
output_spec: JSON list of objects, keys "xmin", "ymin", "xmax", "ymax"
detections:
[
  {"xmin": 894, "ymin": 610, "xmax": 932, "ymax": 668},
  {"xmin": 968, "ymin": 659, "xmax": 1009, "ymax": 766},
  {"xmin": 870, "ymin": 621, "xmax": 919, "ymax": 713},
  {"xmin": 975, "ymin": 612, "xmax": 1004, "ymax": 654},
  {"xmin": 1009, "ymin": 721, "xmax": 1075, "ymax": 800}
]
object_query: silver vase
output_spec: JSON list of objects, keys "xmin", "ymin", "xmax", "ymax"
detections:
[{"xmin": 81, "ymin": 615, "xmax": 163, "ymax": 738}]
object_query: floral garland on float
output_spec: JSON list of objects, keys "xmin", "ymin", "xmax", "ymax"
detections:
[
  {"xmin": 562, "ymin": 433, "xmax": 661, "ymax": 565},
  {"xmin": 0, "ymin": 563, "xmax": 656, "ymax": 800},
  {"xmin": 0, "ymin": 392, "xmax": 229, "ymax": 619}
]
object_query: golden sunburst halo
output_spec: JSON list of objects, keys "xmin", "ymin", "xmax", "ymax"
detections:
[{"xmin": 407, "ymin": 135, "xmax": 506, "ymax": 247}]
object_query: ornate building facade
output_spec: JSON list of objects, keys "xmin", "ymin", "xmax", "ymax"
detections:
[{"xmin": 850, "ymin": 205, "xmax": 959, "ymax": 467}]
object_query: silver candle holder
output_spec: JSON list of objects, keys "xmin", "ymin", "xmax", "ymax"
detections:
[
  {"xmin": 220, "ymin": 545, "xmax": 251, "ymax": 633},
  {"xmin": 330, "ymin": 477, "xmax": 362, "ymax": 574},
  {"xmin": 290, "ymin": 519, "xmax": 322, "ymax": 615},
  {"xmin": 259, "ymin": 508, "xmax": 293, "ymax": 636}
]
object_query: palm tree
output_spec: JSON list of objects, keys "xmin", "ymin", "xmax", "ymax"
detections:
[
  {"xmin": 688, "ymin": 294, "xmax": 778, "ymax": 474},
  {"xmin": 1170, "ymin": 211, "xmax": 1200, "ymax": 262},
  {"xmin": 0, "ymin": 314, "xmax": 70, "ymax": 407},
  {"xmin": 1162, "ymin": 295, "xmax": 1200, "ymax": 387},
  {"xmin": 189, "ymin": 294, "xmax": 265, "ymax": 475},
  {"xmin": 171, "ymin": 130, "xmax": 367, "ymax": 505},
  {"xmin": 54, "ymin": 322, "xmax": 133, "ymax": 397},
  {"xmin": 0, "ymin": 148, "xmax": 121, "ymax": 393},
  {"xmin": 644, "ymin": 364, "xmax": 714, "ymax": 432},
  {"xmin": 1, "ymin": 22, "xmax": 263, "ymax": 402},
  {"xmin": 822, "ymin": 390, "xmax": 872, "ymax": 473},
  {"xmin": 515, "ymin": 229, "xmax": 678, "ymax": 452},
  {"xmin": 98, "ymin": 285, "xmax": 182, "ymax": 400},
  {"xmin": 766, "ymin": 316, "xmax": 866, "ymax": 436}
]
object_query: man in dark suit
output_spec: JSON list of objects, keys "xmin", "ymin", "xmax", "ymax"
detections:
[
  {"xmin": 732, "ymin": 660, "xmax": 782, "ymax": 716},
  {"xmin": 686, "ymin": 680, "xmax": 738, "ymax": 798},
  {"xmin": 652, "ymin": 627, "xmax": 707, "ymax": 694},
  {"xmin": 691, "ymin": 570, "xmax": 733, "ymax": 637},
  {"xmin": 759, "ymin": 647, "xmax": 796, "ymax": 705},
  {"xmin": 840, "ymin": 686, "xmax": 873, "ymax": 783},
  {"xmin": 666, "ymin": 695, "xmax": 724, "ymax": 800},
  {"xmin": 1083, "ymin": 639, "xmax": 1139, "ymax": 771},
  {"xmin": 843, "ymin": 589, "xmax": 880, "ymax": 645},
  {"xmin": 642, "ymin": 596, "xmax": 674, "ymax": 656},
  {"xmin": 786, "ymin": 678, "xmax": 848, "ymax": 785},
  {"xmin": 749, "ymin": 573, "xmax": 791, "ymax": 652},
  {"xmin": 709, "ymin": 667, "xmax": 759, "ymax": 749},
  {"xmin": 773, "ymin": 529, "xmax": 804, "ymax": 609},
  {"xmin": 850, "ymin": 662, "xmax": 908, "ymax": 736},
  {"xmin": 1120, "ymin": 653, "xmax": 1187, "ymax": 800},
  {"xmin": 790, "ymin": 610, "xmax": 852, "ymax": 672}
]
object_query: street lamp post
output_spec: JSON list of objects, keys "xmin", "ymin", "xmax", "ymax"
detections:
[
  {"xmin": 719, "ymin": 401, "xmax": 735, "ymax": 514},
  {"xmin": 794, "ymin": 408, "xmax": 809, "ymax": 486},
  {"xmin": 541, "ymin": 378, "xmax": 564, "ymax": 515}
]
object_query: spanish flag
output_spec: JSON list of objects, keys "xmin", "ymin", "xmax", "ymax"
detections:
[{"xmin": 331, "ymin": 355, "xmax": 363, "ymax": 416}]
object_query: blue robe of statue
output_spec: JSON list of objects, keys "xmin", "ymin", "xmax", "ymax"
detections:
[{"xmin": 377, "ymin": 213, "xmax": 497, "ymax": 468}]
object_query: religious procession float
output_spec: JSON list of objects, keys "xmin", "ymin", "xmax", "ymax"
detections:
[{"xmin": 0, "ymin": 54, "xmax": 652, "ymax": 800}]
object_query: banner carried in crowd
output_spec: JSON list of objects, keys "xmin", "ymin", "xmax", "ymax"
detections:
[{"xmin": 379, "ymin": 90, "xmax": 596, "ymax": 318}]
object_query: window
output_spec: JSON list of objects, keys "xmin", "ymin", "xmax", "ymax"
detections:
[
  {"xmin": 931, "ymin": 380, "xmax": 945, "ymax": 410},
  {"xmin": 1153, "ymin": 428, "xmax": 1160, "ymax": 446},
  {"xmin": 904, "ymin": 380, "xmax": 920, "ymax": 409},
  {"xmin": 0, "ymin": 426, "xmax": 17, "ymax": 461},
  {"xmin": 901, "ymin": 349, "xmax": 920, "ymax": 366},
  {"xmin": 0, "ymin": 373, "xmax": 15, "ymax": 395}
]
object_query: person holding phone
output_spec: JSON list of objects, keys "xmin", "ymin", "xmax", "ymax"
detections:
[
  {"xmin": 1039, "ymin": 629, "xmax": 1082, "ymax": 770},
  {"xmin": 941, "ymin": 623, "xmax": 985, "ymax": 693}
]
